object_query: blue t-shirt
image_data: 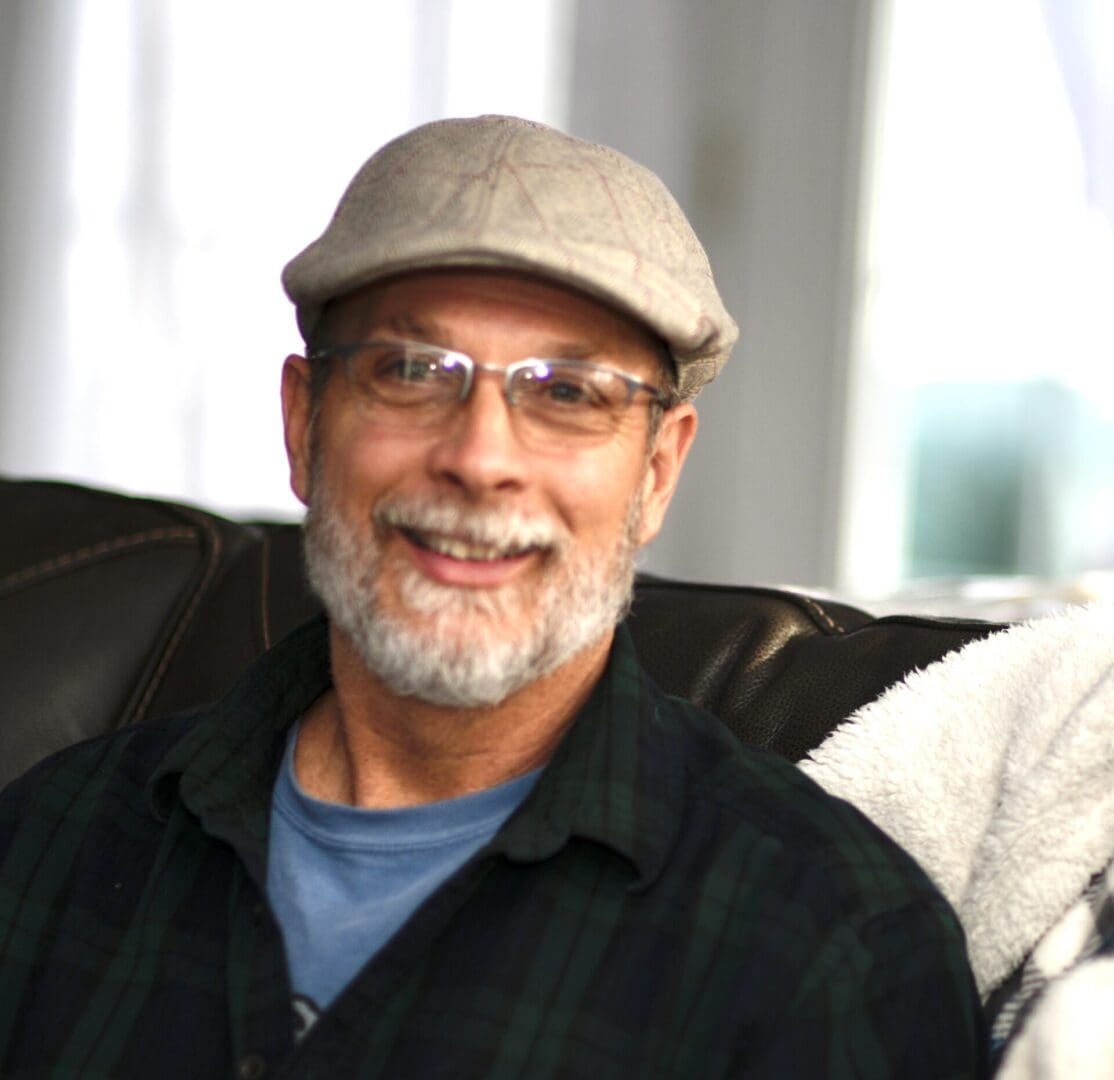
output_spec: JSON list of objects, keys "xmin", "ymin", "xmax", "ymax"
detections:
[{"xmin": 267, "ymin": 722, "xmax": 541, "ymax": 1020}]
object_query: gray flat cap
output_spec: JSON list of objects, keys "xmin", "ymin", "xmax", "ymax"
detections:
[{"xmin": 282, "ymin": 115, "xmax": 737, "ymax": 399}]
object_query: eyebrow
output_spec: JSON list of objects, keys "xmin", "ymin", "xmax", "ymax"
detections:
[
  {"xmin": 377, "ymin": 314, "xmax": 440, "ymax": 340},
  {"xmin": 366, "ymin": 315, "xmax": 600, "ymax": 361}
]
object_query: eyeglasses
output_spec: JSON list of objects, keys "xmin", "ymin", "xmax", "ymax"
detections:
[{"xmin": 308, "ymin": 338, "xmax": 667, "ymax": 445}]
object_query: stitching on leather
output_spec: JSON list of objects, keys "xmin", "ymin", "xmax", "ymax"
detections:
[
  {"xmin": 260, "ymin": 532, "xmax": 272, "ymax": 651},
  {"xmin": 798, "ymin": 594, "xmax": 844, "ymax": 634},
  {"xmin": 131, "ymin": 516, "xmax": 223, "ymax": 723},
  {"xmin": 0, "ymin": 529, "xmax": 199, "ymax": 594},
  {"xmin": 635, "ymin": 576, "xmax": 864, "ymax": 634}
]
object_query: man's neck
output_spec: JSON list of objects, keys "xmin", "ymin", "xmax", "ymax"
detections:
[{"xmin": 292, "ymin": 624, "xmax": 613, "ymax": 809}]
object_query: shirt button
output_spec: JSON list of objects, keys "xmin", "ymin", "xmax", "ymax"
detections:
[{"xmin": 238, "ymin": 1053, "xmax": 267, "ymax": 1079}]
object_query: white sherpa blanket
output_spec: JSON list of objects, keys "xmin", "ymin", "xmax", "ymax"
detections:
[
  {"xmin": 801, "ymin": 603, "xmax": 1114, "ymax": 996},
  {"xmin": 800, "ymin": 604, "xmax": 1114, "ymax": 1074}
]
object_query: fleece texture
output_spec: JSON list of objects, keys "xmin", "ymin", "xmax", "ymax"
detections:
[{"xmin": 801, "ymin": 604, "xmax": 1114, "ymax": 1076}]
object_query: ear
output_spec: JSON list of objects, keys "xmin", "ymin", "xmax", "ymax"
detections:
[
  {"xmin": 281, "ymin": 354, "xmax": 314, "ymax": 506},
  {"xmin": 636, "ymin": 403, "xmax": 698, "ymax": 546}
]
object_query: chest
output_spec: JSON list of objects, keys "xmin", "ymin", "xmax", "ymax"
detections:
[{"xmin": 2, "ymin": 813, "xmax": 795, "ymax": 1078}]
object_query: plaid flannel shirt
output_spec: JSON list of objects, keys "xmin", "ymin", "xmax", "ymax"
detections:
[{"xmin": 0, "ymin": 617, "xmax": 986, "ymax": 1077}]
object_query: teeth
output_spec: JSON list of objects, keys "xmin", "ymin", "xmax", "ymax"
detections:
[{"xmin": 410, "ymin": 530, "xmax": 528, "ymax": 562}]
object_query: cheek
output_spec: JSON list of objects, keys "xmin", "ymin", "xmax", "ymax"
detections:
[
  {"xmin": 550, "ymin": 447, "xmax": 647, "ymax": 535},
  {"xmin": 314, "ymin": 415, "xmax": 426, "ymax": 498}
]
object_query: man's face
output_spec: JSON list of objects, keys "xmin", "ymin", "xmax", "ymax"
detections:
[{"xmin": 282, "ymin": 270, "xmax": 696, "ymax": 707}]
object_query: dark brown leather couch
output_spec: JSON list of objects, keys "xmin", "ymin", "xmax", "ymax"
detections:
[{"xmin": 0, "ymin": 478, "xmax": 1001, "ymax": 789}]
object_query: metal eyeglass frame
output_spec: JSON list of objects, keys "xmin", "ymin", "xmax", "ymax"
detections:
[{"xmin": 308, "ymin": 338, "xmax": 669, "ymax": 413}]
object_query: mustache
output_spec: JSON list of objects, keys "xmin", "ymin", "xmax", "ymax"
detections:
[{"xmin": 372, "ymin": 494, "xmax": 571, "ymax": 554}]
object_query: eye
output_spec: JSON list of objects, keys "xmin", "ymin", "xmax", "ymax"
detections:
[
  {"xmin": 342, "ymin": 341, "xmax": 463, "ymax": 405},
  {"xmin": 522, "ymin": 365, "xmax": 607, "ymax": 409},
  {"xmin": 544, "ymin": 378, "xmax": 593, "ymax": 405},
  {"xmin": 373, "ymin": 346, "xmax": 445, "ymax": 383}
]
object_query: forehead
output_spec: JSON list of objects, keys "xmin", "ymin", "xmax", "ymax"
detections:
[{"xmin": 321, "ymin": 270, "xmax": 666, "ymax": 378}]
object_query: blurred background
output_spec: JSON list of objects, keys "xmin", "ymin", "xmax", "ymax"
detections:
[{"xmin": 1, "ymin": 0, "xmax": 1111, "ymax": 617}]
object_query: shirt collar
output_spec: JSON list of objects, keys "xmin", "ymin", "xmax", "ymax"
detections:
[
  {"xmin": 150, "ymin": 615, "xmax": 333, "ymax": 886},
  {"xmin": 149, "ymin": 617, "xmax": 685, "ymax": 891},
  {"xmin": 491, "ymin": 624, "xmax": 686, "ymax": 889}
]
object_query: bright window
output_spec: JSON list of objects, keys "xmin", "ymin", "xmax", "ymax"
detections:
[
  {"xmin": 840, "ymin": 0, "xmax": 1114, "ymax": 609},
  {"xmin": 37, "ymin": 0, "xmax": 573, "ymax": 516}
]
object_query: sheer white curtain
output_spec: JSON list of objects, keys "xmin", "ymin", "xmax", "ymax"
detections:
[
  {"xmin": 0, "ymin": 0, "xmax": 573, "ymax": 516},
  {"xmin": 839, "ymin": 0, "xmax": 1114, "ymax": 607},
  {"xmin": 1040, "ymin": 0, "xmax": 1114, "ymax": 233}
]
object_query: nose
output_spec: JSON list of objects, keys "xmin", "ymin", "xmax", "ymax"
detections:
[{"xmin": 426, "ymin": 370, "xmax": 529, "ymax": 496}]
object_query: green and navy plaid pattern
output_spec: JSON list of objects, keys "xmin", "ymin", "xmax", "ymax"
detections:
[{"xmin": 0, "ymin": 617, "xmax": 987, "ymax": 1077}]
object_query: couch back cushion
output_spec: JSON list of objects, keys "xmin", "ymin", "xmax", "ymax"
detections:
[{"xmin": 0, "ymin": 479, "xmax": 998, "ymax": 787}]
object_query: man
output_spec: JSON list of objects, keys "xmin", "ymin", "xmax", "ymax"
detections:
[{"xmin": 0, "ymin": 116, "xmax": 986, "ymax": 1076}]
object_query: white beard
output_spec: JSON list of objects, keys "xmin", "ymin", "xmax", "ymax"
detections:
[{"xmin": 303, "ymin": 481, "xmax": 643, "ymax": 708}]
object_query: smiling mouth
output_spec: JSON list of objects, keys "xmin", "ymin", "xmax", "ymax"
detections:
[{"xmin": 401, "ymin": 528, "xmax": 540, "ymax": 563}]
